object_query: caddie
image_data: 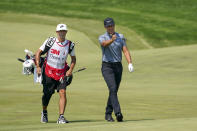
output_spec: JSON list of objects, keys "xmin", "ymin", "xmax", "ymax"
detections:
[{"xmin": 35, "ymin": 24, "xmax": 76, "ymax": 124}]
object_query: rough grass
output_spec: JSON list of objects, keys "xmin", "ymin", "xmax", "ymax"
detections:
[
  {"xmin": 0, "ymin": 12, "xmax": 151, "ymax": 50},
  {"xmin": 0, "ymin": 0, "xmax": 197, "ymax": 47}
]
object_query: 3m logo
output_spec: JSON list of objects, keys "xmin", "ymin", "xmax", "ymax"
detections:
[{"xmin": 51, "ymin": 49, "xmax": 60, "ymax": 55}]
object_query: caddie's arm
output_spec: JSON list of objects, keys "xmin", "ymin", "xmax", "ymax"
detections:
[
  {"xmin": 35, "ymin": 49, "xmax": 42, "ymax": 75},
  {"xmin": 122, "ymin": 46, "xmax": 134, "ymax": 72},
  {"xmin": 101, "ymin": 34, "xmax": 116, "ymax": 47},
  {"xmin": 66, "ymin": 56, "xmax": 76, "ymax": 76}
]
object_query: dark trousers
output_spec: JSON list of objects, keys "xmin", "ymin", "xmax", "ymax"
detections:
[{"xmin": 101, "ymin": 62, "xmax": 123, "ymax": 115}]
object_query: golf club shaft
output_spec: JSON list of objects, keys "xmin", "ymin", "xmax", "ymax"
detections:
[{"xmin": 73, "ymin": 67, "xmax": 86, "ymax": 73}]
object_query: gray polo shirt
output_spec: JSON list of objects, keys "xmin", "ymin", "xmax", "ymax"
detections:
[{"xmin": 98, "ymin": 32, "xmax": 126, "ymax": 62}]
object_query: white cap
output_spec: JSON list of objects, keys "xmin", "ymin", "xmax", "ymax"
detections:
[{"xmin": 56, "ymin": 24, "xmax": 68, "ymax": 31}]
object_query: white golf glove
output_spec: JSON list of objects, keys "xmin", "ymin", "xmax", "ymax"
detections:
[{"xmin": 128, "ymin": 63, "xmax": 134, "ymax": 72}]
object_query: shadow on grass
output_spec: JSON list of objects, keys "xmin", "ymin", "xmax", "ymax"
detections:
[
  {"xmin": 70, "ymin": 119, "xmax": 103, "ymax": 123},
  {"xmin": 124, "ymin": 119, "xmax": 154, "ymax": 122},
  {"xmin": 48, "ymin": 119, "xmax": 103, "ymax": 123}
]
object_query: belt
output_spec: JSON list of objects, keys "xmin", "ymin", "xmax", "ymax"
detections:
[{"xmin": 102, "ymin": 61, "xmax": 121, "ymax": 65}]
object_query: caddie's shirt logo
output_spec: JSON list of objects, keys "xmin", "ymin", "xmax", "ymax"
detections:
[{"xmin": 51, "ymin": 49, "xmax": 60, "ymax": 55}]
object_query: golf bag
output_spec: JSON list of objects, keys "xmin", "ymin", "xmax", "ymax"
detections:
[{"xmin": 21, "ymin": 37, "xmax": 75, "ymax": 86}]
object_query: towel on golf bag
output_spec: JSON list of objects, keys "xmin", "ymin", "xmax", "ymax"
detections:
[{"xmin": 34, "ymin": 67, "xmax": 42, "ymax": 84}]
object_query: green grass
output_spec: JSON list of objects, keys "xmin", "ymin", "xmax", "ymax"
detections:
[
  {"xmin": 0, "ymin": 12, "xmax": 151, "ymax": 50},
  {"xmin": 0, "ymin": 14, "xmax": 197, "ymax": 131},
  {"xmin": 0, "ymin": 0, "xmax": 197, "ymax": 48}
]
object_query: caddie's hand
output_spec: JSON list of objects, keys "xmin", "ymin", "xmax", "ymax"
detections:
[
  {"xmin": 111, "ymin": 34, "xmax": 117, "ymax": 41},
  {"xmin": 36, "ymin": 67, "xmax": 41, "ymax": 75},
  {"xmin": 128, "ymin": 63, "xmax": 134, "ymax": 72},
  {"xmin": 66, "ymin": 70, "xmax": 72, "ymax": 76}
]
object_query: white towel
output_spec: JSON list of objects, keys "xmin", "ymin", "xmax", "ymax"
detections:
[{"xmin": 34, "ymin": 67, "xmax": 42, "ymax": 84}]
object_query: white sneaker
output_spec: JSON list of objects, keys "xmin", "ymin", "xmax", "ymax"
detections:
[
  {"xmin": 41, "ymin": 112, "xmax": 48, "ymax": 123},
  {"xmin": 57, "ymin": 115, "xmax": 69, "ymax": 124}
]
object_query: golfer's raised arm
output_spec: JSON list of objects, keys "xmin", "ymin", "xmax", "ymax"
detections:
[{"xmin": 101, "ymin": 34, "xmax": 117, "ymax": 47}]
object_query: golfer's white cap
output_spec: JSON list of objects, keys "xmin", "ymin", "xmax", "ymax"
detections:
[{"xmin": 56, "ymin": 24, "xmax": 68, "ymax": 31}]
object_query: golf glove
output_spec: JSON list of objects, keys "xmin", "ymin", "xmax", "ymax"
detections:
[{"xmin": 128, "ymin": 63, "xmax": 134, "ymax": 72}]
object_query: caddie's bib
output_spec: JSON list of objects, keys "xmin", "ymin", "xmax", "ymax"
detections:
[{"xmin": 45, "ymin": 39, "xmax": 71, "ymax": 80}]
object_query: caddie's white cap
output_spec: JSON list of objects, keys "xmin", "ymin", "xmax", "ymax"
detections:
[{"xmin": 56, "ymin": 24, "xmax": 68, "ymax": 31}]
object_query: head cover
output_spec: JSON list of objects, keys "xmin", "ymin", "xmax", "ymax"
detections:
[
  {"xmin": 65, "ymin": 66, "xmax": 73, "ymax": 86},
  {"xmin": 104, "ymin": 17, "xmax": 115, "ymax": 27},
  {"xmin": 59, "ymin": 74, "xmax": 73, "ymax": 86},
  {"xmin": 65, "ymin": 75, "xmax": 73, "ymax": 86},
  {"xmin": 59, "ymin": 66, "xmax": 73, "ymax": 86},
  {"xmin": 22, "ymin": 59, "xmax": 35, "ymax": 75},
  {"xmin": 56, "ymin": 24, "xmax": 68, "ymax": 31}
]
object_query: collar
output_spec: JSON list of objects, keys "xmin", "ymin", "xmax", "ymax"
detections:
[
  {"xmin": 56, "ymin": 39, "xmax": 69, "ymax": 47},
  {"xmin": 57, "ymin": 39, "xmax": 67, "ymax": 45}
]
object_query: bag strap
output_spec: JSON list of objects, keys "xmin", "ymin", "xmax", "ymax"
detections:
[
  {"xmin": 41, "ymin": 37, "xmax": 56, "ymax": 55},
  {"xmin": 41, "ymin": 37, "xmax": 74, "ymax": 55},
  {"xmin": 68, "ymin": 40, "xmax": 75, "ymax": 54}
]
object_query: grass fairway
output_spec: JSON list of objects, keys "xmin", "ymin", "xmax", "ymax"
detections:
[{"xmin": 0, "ymin": 14, "xmax": 197, "ymax": 131}]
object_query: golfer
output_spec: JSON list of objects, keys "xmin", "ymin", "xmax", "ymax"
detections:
[
  {"xmin": 99, "ymin": 17, "xmax": 134, "ymax": 122},
  {"xmin": 35, "ymin": 24, "xmax": 76, "ymax": 124}
]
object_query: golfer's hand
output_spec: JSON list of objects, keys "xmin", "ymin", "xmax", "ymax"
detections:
[
  {"xmin": 111, "ymin": 34, "xmax": 117, "ymax": 41},
  {"xmin": 128, "ymin": 63, "xmax": 134, "ymax": 72},
  {"xmin": 36, "ymin": 67, "xmax": 41, "ymax": 75},
  {"xmin": 66, "ymin": 70, "xmax": 72, "ymax": 76}
]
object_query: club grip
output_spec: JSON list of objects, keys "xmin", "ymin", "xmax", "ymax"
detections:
[{"xmin": 17, "ymin": 58, "xmax": 25, "ymax": 62}]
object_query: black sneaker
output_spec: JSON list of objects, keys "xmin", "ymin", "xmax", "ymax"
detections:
[
  {"xmin": 105, "ymin": 114, "xmax": 114, "ymax": 122},
  {"xmin": 41, "ymin": 111, "xmax": 48, "ymax": 123},
  {"xmin": 116, "ymin": 113, "xmax": 123, "ymax": 122},
  {"xmin": 57, "ymin": 115, "xmax": 69, "ymax": 124}
]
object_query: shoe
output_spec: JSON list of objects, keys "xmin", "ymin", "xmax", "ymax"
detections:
[
  {"xmin": 57, "ymin": 115, "xmax": 69, "ymax": 124},
  {"xmin": 105, "ymin": 114, "xmax": 114, "ymax": 122},
  {"xmin": 116, "ymin": 113, "xmax": 123, "ymax": 122},
  {"xmin": 41, "ymin": 111, "xmax": 48, "ymax": 123}
]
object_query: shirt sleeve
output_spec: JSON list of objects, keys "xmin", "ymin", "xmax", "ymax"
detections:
[
  {"xmin": 98, "ymin": 35, "xmax": 105, "ymax": 44},
  {"xmin": 70, "ymin": 48, "xmax": 75, "ymax": 56},
  {"xmin": 39, "ymin": 38, "xmax": 48, "ymax": 51},
  {"xmin": 119, "ymin": 34, "xmax": 126, "ymax": 47}
]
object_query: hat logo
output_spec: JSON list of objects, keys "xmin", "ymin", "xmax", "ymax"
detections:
[{"xmin": 60, "ymin": 25, "xmax": 64, "ymax": 28}]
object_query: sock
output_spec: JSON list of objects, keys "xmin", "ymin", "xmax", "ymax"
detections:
[
  {"xmin": 43, "ymin": 110, "xmax": 47, "ymax": 114},
  {"xmin": 59, "ymin": 114, "xmax": 64, "ymax": 117}
]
